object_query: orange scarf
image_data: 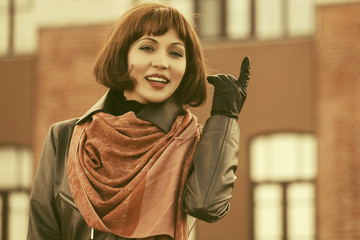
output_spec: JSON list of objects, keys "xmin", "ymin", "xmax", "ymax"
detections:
[{"xmin": 67, "ymin": 110, "xmax": 200, "ymax": 239}]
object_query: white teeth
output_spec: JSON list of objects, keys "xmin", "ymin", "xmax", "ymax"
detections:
[{"xmin": 146, "ymin": 76, "xmax": 168, "ymax": 83}]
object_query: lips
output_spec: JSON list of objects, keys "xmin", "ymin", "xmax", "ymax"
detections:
[{"xmin": 145, "ymin": 74, "xmax": 169, "ymax": 89}]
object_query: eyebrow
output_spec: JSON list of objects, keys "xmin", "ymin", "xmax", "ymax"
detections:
[{"xmin": 138, "ymin": 37, "xmax": 185, "ymax": 48}]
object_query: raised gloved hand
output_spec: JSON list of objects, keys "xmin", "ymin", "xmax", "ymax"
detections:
[{"xmin": 207, "ymin": 56, "xmax": 250, "ymax": 119}]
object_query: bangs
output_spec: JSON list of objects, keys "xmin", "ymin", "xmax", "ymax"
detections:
[{"xmin": 131, "ymin": 6, "xmax": 189, "ymax": 42}]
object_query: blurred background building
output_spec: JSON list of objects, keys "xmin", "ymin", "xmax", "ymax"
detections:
[{"xmin": 0, "ymin": 0, "xmax": 359, "ymax": 239}]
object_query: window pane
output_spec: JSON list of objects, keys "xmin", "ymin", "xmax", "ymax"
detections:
[
  {"xmin": 256, "ymin": 0, "xmax": 282, "ymax": 39},
  {"xmin": 15, "ymin": 0, "xmax": 30, "ymax": 8},
  {"xmin": 251, "ymin": 137, "xmax": 268, "ymax": 181},
  {"xmin": 226, "ymin": 0, "xmax": 250, "ymax": 38},
  {"xmin": 0, "ymin": 14, "xmax": 9, "ymax": 55},
  {"xmin": 37, "ymin": 0, "xmax": 130, "ymax": 27},
  {"xmin": 14, "ymin": 11, "xmax": 37, "ymax": 55},
  {"xmin": 9, "ymin": 192, "xmax": 29, "ymax": 240},
  {"xmin": 251, "ymin": 133, "xmax": 317, "ymax": 182},
  {"xmin": 0, "ymin": 147, "xmax": 33, "ymax": 189},
  {"xmin": 288, "ymin": 0, "xmax": 315, "ymax": 37},
  {"xmin": 199, "ymin": 0, "xmax": 221, "ymax": 38},
  {"xmin": 288, "ymin": 183, "xmax": 315, "ymax": 239},
  {"xmin": 254, "ymin": 184, "xmax": 282, "ymax": 239},
  {"xmin": 298, "ymin": 135, "xmax": 317, "ymax": 179},
  {"xmin": 169, "ymin": 0, "xmax": 194, "ymax": 24},
  {"xmin": 271, "ymin": 134, "xmax": 299, "ymax": 180}
]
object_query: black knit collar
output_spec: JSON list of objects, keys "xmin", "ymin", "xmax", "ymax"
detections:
[{"xmin": 76, "ymin": 89, "xmax": 184, "ymax": 133}]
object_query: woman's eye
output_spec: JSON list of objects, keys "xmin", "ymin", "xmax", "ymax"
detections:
[
  {"xmin": 139, "ymin": 45, "xmax": 154, "ymax": 52},
  {"xmin": 170, "ymin": 51, "xmax": 183, "ymax": 58}
]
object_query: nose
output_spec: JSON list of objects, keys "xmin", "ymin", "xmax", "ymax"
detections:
[{"xmin": 151, "ymin": 52, "xmax": 169, "ymax": 69}]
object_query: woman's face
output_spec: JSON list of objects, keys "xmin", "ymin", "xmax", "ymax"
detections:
[{"xmin": 124, "ymin": 28, "xmax": 186, "ymax": 104}]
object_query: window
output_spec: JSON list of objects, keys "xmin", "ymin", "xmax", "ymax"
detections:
[
  {"xmin": 0, "ymin": 146, "xmax": 33, "ymax": 240},
  {"xmin": 250, "ymin": 133, "xmax": 317, "ymax": 240},
  {"xmin": 197, "ymin": 0, "xmax": 223, "ymax": 38},
  {"xmin": 0, "ymin": 0, "xmax": 36, "ymax": 56},
  {"xmin": 226, "ymin": 0, "xmax": 251, "ymax": 39},
  {"xmin": 256, "ymin": 0, "xmax": 315, "ymax": 38},
  {"xmin": 196, "ymin": 0, "xmax": 315, "ymax": 40},
  {"xmin": 255, "ymin": 0, "xmax": 283, "ymax": 39},
  {"xmin": 168, "ymin": 0, "xmax": 194, "ymax": 24},
  {"xmin": 287, "ymin": 0, "xmax": 315, "ymax": 37}
]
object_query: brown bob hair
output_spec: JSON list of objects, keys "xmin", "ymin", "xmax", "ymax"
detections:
[{"xmin": 93, "ymin": 2, "xmax": 207, "ymax": 107}]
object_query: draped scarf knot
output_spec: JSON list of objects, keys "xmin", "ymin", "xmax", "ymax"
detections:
[{"xmin": 67, "ymin": 110, "xmax": 201, "ymax": 240}]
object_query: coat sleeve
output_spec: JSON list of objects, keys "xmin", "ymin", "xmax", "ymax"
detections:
[
  {"xmin": 27, "ymin": 125, "xmax": 61, "ymax": 240},
  {"xmin": 182, "ymin": 115, "xmax": 240, "ymax": 223}
]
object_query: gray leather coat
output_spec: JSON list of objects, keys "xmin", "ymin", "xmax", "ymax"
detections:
[{"xmin": 27, "ymin": 90, "xmax": 240, "ymax": 240}]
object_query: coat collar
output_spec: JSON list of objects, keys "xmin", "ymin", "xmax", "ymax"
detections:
[{"xmin": 76, "ymin": 90, "xmax": 184, "ymax": 133}]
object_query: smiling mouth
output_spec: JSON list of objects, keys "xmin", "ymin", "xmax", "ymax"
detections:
[{"xmin": 145, "ymin": 76, "xmax": 169, "ymax": 83}]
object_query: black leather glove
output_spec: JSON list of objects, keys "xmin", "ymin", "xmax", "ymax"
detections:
[{"xmin": 207, "ymin": 56, "xmax": 250, "ymax": 119}]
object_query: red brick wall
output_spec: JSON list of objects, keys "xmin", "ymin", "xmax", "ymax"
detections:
[
  {"xmin": 0, "ymin": 57, "xmax": 36, "ymax": 146},
  {"xmin": 316, "ymin": 3, "xmax": 360, "ymax": 240},
  {"xmin": 33, "ymin": 25, "xmax": 110, "ymax": 165}
]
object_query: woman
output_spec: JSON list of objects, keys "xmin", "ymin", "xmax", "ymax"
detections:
[{"xmin": 27, "ymin": 2, "xmax": 250, "ymax": 240}]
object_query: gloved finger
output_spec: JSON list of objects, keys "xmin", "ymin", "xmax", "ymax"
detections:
[
  {"xmin": 207, "ymin": 74, "xmax": 228, "ymax": 86},
  {"xmin": 207, "ymin": 75, "xmax": 217, "ymax": 85},
  {"xmin": 238, "ymin": 56, "xmax": 250, "ymax": 89}
]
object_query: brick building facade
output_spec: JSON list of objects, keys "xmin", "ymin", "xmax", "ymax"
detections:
[
  {"xmin": 316, "ymin": 3, "xmax": 360, "ymax": 239},
  {"xmin": 33, "ymin": 25, "xmax": 110, "ymax": 164}
]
